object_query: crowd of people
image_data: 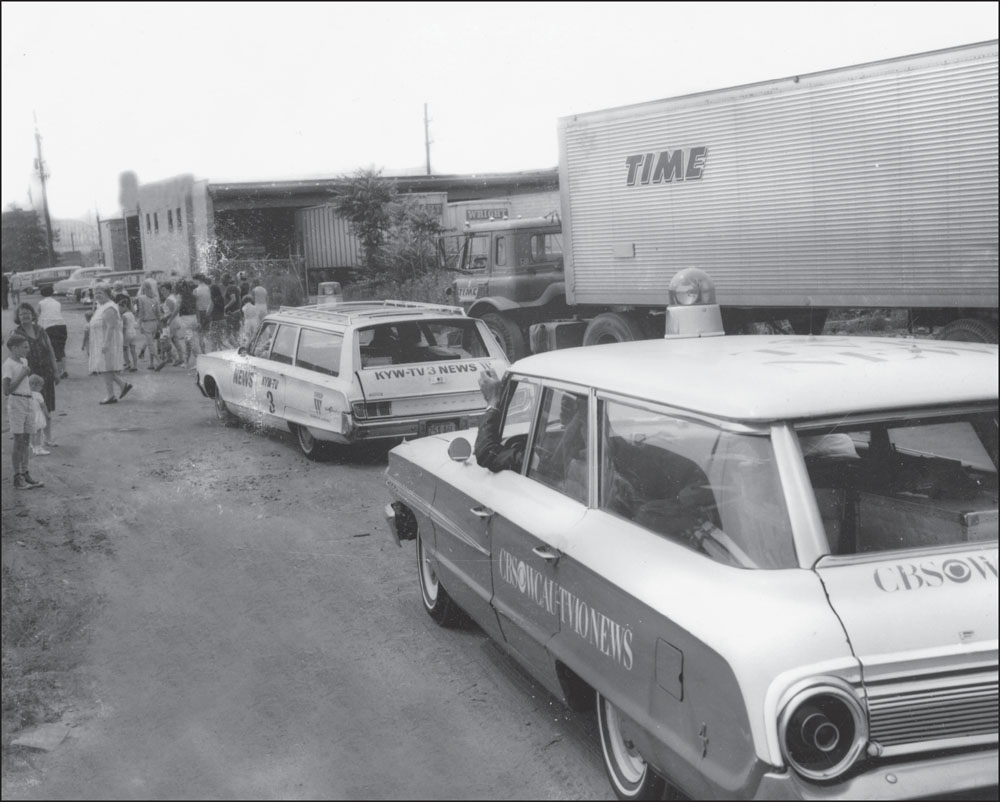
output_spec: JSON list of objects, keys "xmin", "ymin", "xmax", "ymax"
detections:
[{"xmin": 2, "ymin": 269, "xmax": 270, "ymax": 490}]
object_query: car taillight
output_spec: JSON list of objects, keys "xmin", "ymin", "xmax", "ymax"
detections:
[
  {"xmin": 352, "ymin": 401, "xmax": 392, "ymax": 419},
  {"xmin": 778, "ymin": 679, "xmax": 867, "ymax": 781}
]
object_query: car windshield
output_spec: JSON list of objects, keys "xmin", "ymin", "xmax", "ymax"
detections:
[
  {"xmin": 798, "ymin": 409, "xmax": 998, "ymax": 556},
  {"xmin": 357, "ymin": 319, "xmax": 490, "ymax": 368}
]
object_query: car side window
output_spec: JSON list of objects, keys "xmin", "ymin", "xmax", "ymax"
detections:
[
  {"xmin": 599, "ymin": 399, "xmax": 797, "ymax": 569},
  {"xmin": 296, "ymin": 328, "xmax": 343, "ymax": 377},
  {"xmin": 268, "ymin": 325, "xmax": 299, "ymax": 365},
  {"xmin": 251, "ymin": 322, "xmax": 278, "ymax": 358},
  {"xmin": 526, "ymin": 387, "xmax": 589, "ymax": 504}
]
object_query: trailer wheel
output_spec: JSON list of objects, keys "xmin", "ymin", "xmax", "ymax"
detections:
[
  {"xmin": 583, "ymin": 312, "xmax": 648, "ymax": 347},
  {"xmin": 936, "ymin": 318, "xmax": 997, "ymax": 344},
  {"xmin": 482, "ymin": 313, "xmax": 528, "ymax": 360}
]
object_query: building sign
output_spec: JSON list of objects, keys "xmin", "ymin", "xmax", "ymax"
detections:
[
  {"xmin": 467, "ymin": 208, "xmax": 509, "ymax": 221},
  {"xmin": 417, "ymin": 203, "xmax": 444, "ymax": 216}
]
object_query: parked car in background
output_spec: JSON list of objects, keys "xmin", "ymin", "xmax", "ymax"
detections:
[
  {"xmin": 75, "ymin": 270, "xmax": 149, "ymax": 302},
  {"xmin": 53, "ymin": 265, "xmax": 112, "ymax": 298},
  {"xmin": 384, "ymin": 270, "xmax": 999, "ymax": 800},
  {"xmin": 9, "ymin": 265, "xmax": 80, "ymax": 295},
  {"xmin": 196, "ymin": 300, "xmax": 510, "ymax": 459}
]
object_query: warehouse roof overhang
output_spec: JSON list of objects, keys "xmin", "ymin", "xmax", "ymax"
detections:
[{"xmin": 208, "ymin": 169, "xmax": 559, "ymax": 211}]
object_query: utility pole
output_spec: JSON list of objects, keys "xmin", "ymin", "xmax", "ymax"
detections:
[
  {"xmin": 424, "ymin": 103, "xmax": 432, "ymax": 176},
  {"xmin": 33, "ymin": 115, "xmax": 56, "ymax": 266},
  {"xmin": 96, "ymin": 205, "xmax": 104, "ymax": 265}
]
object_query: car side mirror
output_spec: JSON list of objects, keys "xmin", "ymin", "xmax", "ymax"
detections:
[{"xmin": 448, "ymin": 437, "xmax": 473, "ymax": 462}]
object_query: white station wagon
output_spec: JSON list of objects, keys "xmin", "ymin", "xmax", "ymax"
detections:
[
  {"xmin": 384, "ymin": 281, "xmax": 998, "ymax": 799},
  {"xmin": 196, "ymin": 301, "xmax": 509, "ymax": 459}
]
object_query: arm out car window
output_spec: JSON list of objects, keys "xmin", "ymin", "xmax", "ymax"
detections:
[
  {"xmin": 526, "ymin": 387, "xmax": 589, "ymax": 504},
  {"xmin": 493, "ymin": 379, "xmax": 540, "ymax": 474},
  {"xmin": 599, "ymin": 399, "xmax": 798, "ymax": 569},
  {"xmin": 296, "ymin": 328, "xmax": 343, "ymax": 377},
  {"xmin": 798, "ymin": 410, "xmax": 998, "ymax": 556}
]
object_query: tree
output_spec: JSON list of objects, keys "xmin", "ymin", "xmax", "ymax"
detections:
[
  {"xmin": 2, "ymin": 204, "xmax": 51, "ymax": 273},
  {"xmin": 334, "ymin": 168, "xmax": 397, "ymax": 273},
  {"xmin": 378, "ymin": 197, "xmax": 445, "ymax": 284}
]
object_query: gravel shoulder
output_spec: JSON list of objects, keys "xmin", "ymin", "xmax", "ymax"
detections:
[{"xmin": 1, "ymin": 303, "xmax": 609, "ymax": 799}]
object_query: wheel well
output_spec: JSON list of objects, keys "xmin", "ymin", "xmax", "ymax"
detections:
[
  {"xmin": 555, "ymin": 661, "xmax": 595, "ymax": 712},
  {"xmin": 392, "ymin": 502, "xmax": 418, "ymax": 541},
  {"xmin": 203, "ymin": 375, "xmax": 220, "ymax": 398}
]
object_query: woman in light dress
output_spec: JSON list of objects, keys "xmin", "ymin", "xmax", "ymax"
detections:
[{"xmin": 88, "ymin": 282, "xmax": 133, "ymax": 404}]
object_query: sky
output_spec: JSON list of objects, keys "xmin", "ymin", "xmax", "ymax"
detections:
[{"xmin": 1, "ymin": 1, "xmax": 996, "ymax": 222}]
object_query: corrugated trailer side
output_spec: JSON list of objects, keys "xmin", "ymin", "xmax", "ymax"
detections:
[
  {"xmin": 296, "ymin": 204, "xmax": 362, "ymax": 270},
  {"xmin": 558, "ymin": 41, "xmax": 998, "ymax": 310}
]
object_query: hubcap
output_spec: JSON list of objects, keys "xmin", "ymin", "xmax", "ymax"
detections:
[
  {"xmin": 604, "ymin": 699, "xmax": 647, "ymax": 784},
  {"xmin": 417, "ymin": 538, "xmax": 438, "ymax": 603},
  {"xmin": 298, "ymin": 426, "xmax": 315, "ymax": 452}
]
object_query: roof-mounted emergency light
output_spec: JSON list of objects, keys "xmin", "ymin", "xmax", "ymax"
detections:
[{"xmin": 664, "ymin": 268, "xmax": 725, "ymax": 339}]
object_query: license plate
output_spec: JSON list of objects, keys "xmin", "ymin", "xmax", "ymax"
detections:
[{"xmin": 427, "ymin": 420, "xmax": 457, "ymax": 435}]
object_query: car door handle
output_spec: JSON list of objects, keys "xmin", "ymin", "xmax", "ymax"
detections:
[
  {"xmin": 470, "ymin": 506, "xmax": 494, "ymax": 518},
  {"xmin": 532, "ymin": 545, "xmax": 560, "ymax": 565}
]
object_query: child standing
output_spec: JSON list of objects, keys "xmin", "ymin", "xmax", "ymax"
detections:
[
  {"xmin": 28, "ymin": 374, "xmax": 51, "ymax": 456},
  {"xmin": 119, "ymin": 297, "xmax": 142, "ymax": 372},
  {"xmin": 2, "ymin": 334, "xmax": 44, "ymax": 489},
  {"xmin": 240, "ymin": 295, "xmax": 259, "ymax": 346}
]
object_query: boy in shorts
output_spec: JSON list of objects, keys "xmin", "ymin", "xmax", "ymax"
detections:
[{"xmin": 2, "ymin": 334, "xmax": 44, "ymax": 488}]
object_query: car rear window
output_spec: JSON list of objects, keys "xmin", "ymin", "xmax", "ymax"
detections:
[
  {"xmin": 358, "ymin": 319, "xmax": 490, "ymax": 368},
  {"xmin": 799, "ymin": 411, "xmax": 998, "ymax": 556}
]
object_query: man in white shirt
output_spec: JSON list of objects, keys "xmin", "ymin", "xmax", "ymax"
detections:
[{"xmin": 192, "ymin": 274, "xmax": 213, "ymax": 354}]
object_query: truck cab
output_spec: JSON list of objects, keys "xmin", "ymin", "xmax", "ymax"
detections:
[{"xmin": 445, "ymin": 215, "xmax": 566, "ymax": 358}]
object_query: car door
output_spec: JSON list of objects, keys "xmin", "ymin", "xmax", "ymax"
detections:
[
  {"xmin": 489, "ymin": 384, "xmax": 590, "ymax": 691},
  {"xmin": 281, "ymin": 326, "xmax": 352, "ymax": 439},
  {"xmin": 427, "ymin": 378, "xmax": 541, "ymax": 643},
  {"xmin": 253, "ymin": 322, "xmax": 297, "ymax": 427}
]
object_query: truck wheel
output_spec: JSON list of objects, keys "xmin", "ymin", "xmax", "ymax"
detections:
[
  {"xmin": 482, "ymin": 313, "xmax": 528, "ymax": 360},
  {"xmin": 597, "ymin": 691, "xmax": 668, "ymax": 800},
  {"xmin": 416, "ymin": 529, "xmax": 466, "ymax": 627},
  {"xmin": 936, "ymin": 318, "xmax": 997, "ymax": 344},
  {"xmin": 583, "ymin": 312, "xmax": 648, "ymax": 347}
]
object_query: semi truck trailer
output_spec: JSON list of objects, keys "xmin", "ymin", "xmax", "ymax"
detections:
[{"xmin": 450, "ymin": 40, "xmax": 999, "ymax": 358}]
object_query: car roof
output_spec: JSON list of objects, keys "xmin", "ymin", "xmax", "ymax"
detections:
[
  {"xmin": 270, "ymin": 301, "xmax": 468, "ymax": 328},
  {"xmin": 511, "ymin": 335, "xmax": 999, "ymax": 422}
]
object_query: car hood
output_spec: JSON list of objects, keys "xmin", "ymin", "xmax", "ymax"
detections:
[{"xmin": 815, "ymin": 545, "xmax": 998, "ymax": 665}]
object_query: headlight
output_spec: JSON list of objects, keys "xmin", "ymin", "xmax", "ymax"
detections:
[{"xmin": 778, "ymin": 678, "xmax": 867, "ymax": 781}]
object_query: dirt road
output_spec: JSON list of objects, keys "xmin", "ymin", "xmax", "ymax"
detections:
[{"xmin": 1, "ymin": 304, "xmax": 610, "ymax": 799}]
